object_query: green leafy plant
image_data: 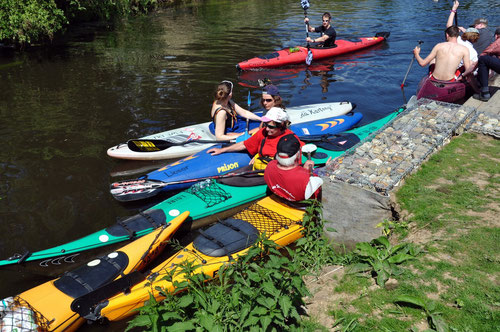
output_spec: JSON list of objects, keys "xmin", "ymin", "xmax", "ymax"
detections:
[
  {"xmin": 294, "ymin": 199, "xmax": 343, "ymax": 273},
  {"xmin": 349, "ymin": 236, "xmax": 420, "ymax": 287},
  {"xmin": 127, "ymin": 237, "xmax": 311, "ymax": 331},
  {"xmin": 376, "ymin": 219, "xmax": 409, "ymax": 236},
  {"xmin": 395, "ymin": 295, "xmax": 450, "ymax": 332}
]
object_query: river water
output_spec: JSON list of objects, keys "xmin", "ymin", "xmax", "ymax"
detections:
[{"xmin": 0, "ymin": 0, "xmax": 498, "ymax": 329}]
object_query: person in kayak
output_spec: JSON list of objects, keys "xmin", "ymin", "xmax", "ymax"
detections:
[
  {"xmin": 473, "ymin": 28, "xmax": 500, "ymax": 101},
  {"xmin": 211, "ymin": 80, "xmax": 262, "ymax": 141},
  {"xmin": 264, "ymin": 134, "xmax": 322, "ymax": 202},
  {"xmin": 304, "ymin": 12, "xmax": 337, "ymax": 48},
  {"xmin": 207, "ymin": 107, "xmax": 302, "ymax": 186},
  {"xmin": 414, "ymin": 26, "xmax": 473, "ymax": 81},
  {"xmin": 447, "ymin": 3, "xmax": 479, "ymax": 66},
  {"xmin": 260, "ymin": 84, "xmax": 285, "ymax": 115},
  {"xmin": 445, "ymin": 2, "xmax": 494, "ymax": 55}
]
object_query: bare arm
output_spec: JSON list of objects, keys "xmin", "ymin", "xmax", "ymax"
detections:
[
  {"xmin": 207, "ymin": 141, "xmax": 246, "ymax": 156},
  {"xmin": 461, "ymin": 49, "xmax": 474, "ymax": 76},
  {"xmin": 446, "ymin": 1, "xmax": 459, "ymax": 28},
  {"xmin": 307, "ymin": 34, "xmax": 329, "ymax": 43},
  {"xmin": 414, "ymin": 45, "xmax": 438, "ymax": 67},
  {"xmin": 213, "ymin": 111, "xmax": 242, "ymax": 141},
  {"xmin": 233, "ymin": 102, "xmax": 262, "ymax": 122}
]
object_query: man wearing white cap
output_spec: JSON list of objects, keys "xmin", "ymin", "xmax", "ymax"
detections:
[
  {"xmin": 208, "ymin": 107, "xmax": 302, "ymax": 171},
  {"xmin": 264, "ymin": 134, "xmax": 322, "ymax": 202}
]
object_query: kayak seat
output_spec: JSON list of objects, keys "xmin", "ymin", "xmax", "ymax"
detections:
[
  {"xmin": 54, "ymin": 251, "xmax": 129, "ymax": 299},
  {"xmin": 106, "ymin": 209, "xmax": 166, "ymax": 237},
  {"xmin": 193, "ymin": 218, "xmax": 259, "ymax": 257},
  {"xmin": 257, "ymin": 52, "xmax": 280, "ymax": 60}
]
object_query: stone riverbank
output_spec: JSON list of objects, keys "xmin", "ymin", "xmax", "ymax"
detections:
[{"xmin": 320, "ymin": 74, "xmax": 500, "ymax": 246}]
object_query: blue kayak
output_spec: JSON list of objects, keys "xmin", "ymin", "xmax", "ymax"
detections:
[{"xmin": 110, "ymin": 112, "xmax": 362, "ymax": 201}]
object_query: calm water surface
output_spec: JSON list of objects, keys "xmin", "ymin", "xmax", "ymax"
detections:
[{"xmin": 0, "ymin": 0, "xmax": 498, "ymax": 329}]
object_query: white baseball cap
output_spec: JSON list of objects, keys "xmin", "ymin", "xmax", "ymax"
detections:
[{"xmin": 261, "ymin": 107, "xmax": 289, "ymax": 123}]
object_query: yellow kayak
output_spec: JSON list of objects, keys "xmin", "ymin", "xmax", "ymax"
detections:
[
  {"xmin": 90, "ymin": 196, "xmax": 305, "ymax": 322},
  {"xmin": 0, "ymin": 212, "xmax": 189, "ymax": 332}
]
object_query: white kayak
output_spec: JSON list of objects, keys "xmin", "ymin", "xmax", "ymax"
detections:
[{"xmin": 107, "ymin": 101, "xmax": 354, "ymax": 161}]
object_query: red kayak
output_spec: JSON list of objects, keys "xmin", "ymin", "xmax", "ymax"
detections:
[
  {"xmin": 416, "ymin": 75, "xmax": 472, "ymax": 103},
  {"xmin": 236, "ymin": 32, "xmax": 390, "ymax": 70}
]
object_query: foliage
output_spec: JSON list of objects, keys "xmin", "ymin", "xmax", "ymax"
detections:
[
  {"xmin": 348, "ymin": 236, "xmax": 420, "ymax": 287},
  {"xmin": 126, "ymin": 237, "xmax": 311, "ymax": 331},
  {"xmin": 0, "ymin": 0, "xmax": 66, "ymax": 45},
  {"xmin": 376, "ymin": 218, "xmax": 409, "ymax": 237},
  {"xmin": 294, "ymin": 199, "xmax": 346, "ymax": 273},
  {"xmin": 395, "ymin": 295, "xmax": 449, "ymax": 332},
  {"xmin": 0, "ymin": 0, "xmax": 162, "ymax": 46}
]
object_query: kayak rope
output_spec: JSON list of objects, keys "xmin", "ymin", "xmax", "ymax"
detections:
[
  {"xmin": 188, "ymin": 179, "xmax": 232, "ymax": 207},
  {"xmin": 0, "ymin": 296, "xmax": 51, "ymax": 331},
  {"xmin": 232, "ymin": 203, "xmax": 298, "ymax": 236}
]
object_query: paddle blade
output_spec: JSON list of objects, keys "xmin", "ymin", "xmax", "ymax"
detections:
[
  {"xmin": 110, "ymin": 179, "xmax": 167, "ymax": 202},
  {"xmin": 236, "ymin": 132, "xmax": 251, "ymax": 143},
  {"xmin": 71, "ymin": 271, "xmax": 146, "ymax": 319},
  {"xmin": 247, "ymin": 91, "xmax": 251, "ymax": 107},
  {"xmin": 128, "ymin": 139, "xmax": 172, "ymax": 152},
  {"xmin": 301, "ymin": 133, "xmax": 361, "ymax": 151},
  {"xmin": 306, "ymin": 49, "xmax": 313, "ymax": 65}
]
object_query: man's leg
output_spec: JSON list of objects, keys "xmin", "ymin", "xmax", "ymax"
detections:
[{"xmin": 474, "ymin": 55, "xmax": 500, "ymax": 101}]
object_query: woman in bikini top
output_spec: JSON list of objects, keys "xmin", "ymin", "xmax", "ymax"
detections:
[{"xmin": 211, "ymin": 80, "xmax": 262, "ymax": 141}]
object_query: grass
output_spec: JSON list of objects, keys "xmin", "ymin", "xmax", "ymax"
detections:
[{"xmin": 309, "ymin": 133, "xmax": 500, "ymax": 331}]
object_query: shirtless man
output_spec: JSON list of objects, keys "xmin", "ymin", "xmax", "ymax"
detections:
[{"xmin": 414, "ymin": 26, "xmax": 472, "ymax": 81}]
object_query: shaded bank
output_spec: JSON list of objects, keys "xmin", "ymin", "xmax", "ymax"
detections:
[{"xmin": 0, "ymin": 0, "xmax": 202, "ymax": 47}]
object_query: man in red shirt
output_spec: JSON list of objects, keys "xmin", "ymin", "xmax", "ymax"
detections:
[{"xmin": 264, "ymin": 134, "xmax": 322, "ymax": 201}]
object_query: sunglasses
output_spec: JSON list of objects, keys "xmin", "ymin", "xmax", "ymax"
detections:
[
  {"xmin": 221, "ymin": 80, "xmax": 233, "ymax": 94},
  {"xmin": 264, "ymin": 122, "xmax": 279, "ymax": 129},
  {"xmin": 322, "ymin": 19, "xmax": 330, "ymax": 22},
  {"xmin": 262, "ymin": 98, "xmax": 274, "ymax": 103}
]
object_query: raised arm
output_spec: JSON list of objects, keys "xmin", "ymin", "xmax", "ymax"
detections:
[{"xmin": 446, "ymin": 1, "xmax": 458, "ymax": 28}]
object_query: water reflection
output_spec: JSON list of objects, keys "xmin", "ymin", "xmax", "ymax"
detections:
[{"xmin": 0, "ymin": 0, "xmax": 498, "ymax": 330}]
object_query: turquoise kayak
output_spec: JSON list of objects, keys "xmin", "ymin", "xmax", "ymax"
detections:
[{"xmin": 0, "ymin": 108, "xmax": 403, "ymax": 276}]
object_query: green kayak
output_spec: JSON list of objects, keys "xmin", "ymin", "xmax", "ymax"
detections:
[{"xmin": 0, "ymin": 107, "xmax": 404, "ymax": 276}]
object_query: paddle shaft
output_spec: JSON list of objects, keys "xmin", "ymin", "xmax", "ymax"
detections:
[
  {"xmin": 127, "ymin": 138, "xmax": 235, "ymax": 152},
  {"xmin": 401, "ymin": 40, "xmax": 423, "ymax": 89},
  {"xmin": 452, "ymin": 0, "xmax": 458, "ymax": 26},
  {"xmin": 112, "ymin": 132, "xmax": 358, "ymax": 201},
  {"xmin": 111, "ymin": 169, "xmax": 263, "ymax": 198}
]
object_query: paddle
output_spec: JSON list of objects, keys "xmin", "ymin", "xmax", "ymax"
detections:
[
  {"xmin": 110, "ymin": 169, "xmax": 263, "ymax": 202},
  {"xmin": 452, "ymin": 0, "xmax": 458, "ymax": 26},
  {"xmin": 71, "ymin": 270, "xmax": 145, "ymax": 319},
  {"xmin": 300, "ymin": 132, "xmax": 361, "ymax": 151},
  {"xmin": 127, "ymin": 138, "xmax": 235, "ymax": 152},
  {"xmin": 236, "ymin": 91, "xmax": 252, "ymax": 143},
  {"xmin": 302, "ymin": 144, "xmax": 324, "ymax": 198},
  {"xmin": 401, "ymin": 40, "xmax": 424, "ymax": 89},
  {"xmin": 301, "ymin": 0, "xmax": 313, "ymax": 65},
  {"xmin": 302, "ymin": 143, "xmax": 316, "ymax": 174},
  {"xmin": 113, "ymin": 132, "xmax": 361, "ymax": 202}
]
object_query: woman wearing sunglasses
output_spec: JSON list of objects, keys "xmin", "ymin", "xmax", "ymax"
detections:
[
  {"xmin": 260, "ymin": 84, "xmax": 285, "ymax": 115},
  {"xmin": 208, "ymin": 107, "xmax": 301, "ymax": 187},
  {"xmin": 210, "ymin": 80, "xmax": 262, "ymax": 141}
]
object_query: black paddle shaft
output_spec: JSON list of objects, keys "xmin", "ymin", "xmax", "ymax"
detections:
[
  {"xmin": 401, "ymin": 40, "xmax": 424, "ymax": 88},
  {"xmin": 71, "ymin": 271, "xmax": 146, "ymax": 319}
]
